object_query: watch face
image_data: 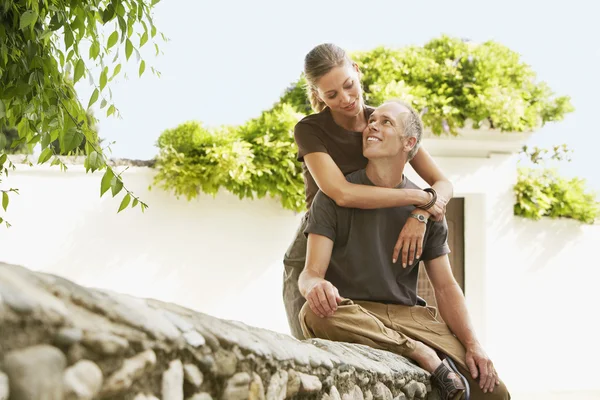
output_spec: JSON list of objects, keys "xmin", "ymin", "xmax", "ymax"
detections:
[{"xmin": 418, "ymin": 215, "xmax": 425, "ymax": 222}]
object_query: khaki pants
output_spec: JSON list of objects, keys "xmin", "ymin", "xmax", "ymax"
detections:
[
  {"xmin": 300, "ymin": 299, "xmax": 510, "ymax": 400},
  {"xmin": 282, "ymin": 213, "xmax": 309, "ymax": 340}
]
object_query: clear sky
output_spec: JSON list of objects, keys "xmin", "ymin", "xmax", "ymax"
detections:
[{"xmin": 77, "ymin": 0, "xmax": 600, "ymax": 192}]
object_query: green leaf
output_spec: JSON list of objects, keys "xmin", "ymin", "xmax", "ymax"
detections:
[
  {"xmin": 139, "ymin": 60, "xmax": 146, "ymax": 77},
  {"xmin": 88, "ymin": 88, "xmax": 99, "ymax": 108},
  {"xmin": 2, "ymin": 192, "xmax": 8, "ymax": 211},
  {"xmin": 107, "ymin": 105, "xmax": 115, "ymax": 117},
  {"xmin": 64, "ymin": 28, "xmax": 74, "ymax": 50},
  {"xmin": 111, "ymin": 175, "xmax": 124, "ymax": 197},
  {"xmin": 107, "ymin": 31, "xmax": 119, "ymax": 49},
  {"xmin": 37, "ymin": 148, "xmax": 53, "ymax": 164},
  {"xmin": 89, "ymin": 41, "xmax": 100, "ymax": 59},
  {"xmin": 61, "ymin": 127, "xmax": 84, "ymax": 153},
  {"xmin": 41, "ymin": 133, "xmax": 51, "ymax": 149},
  {"xmin": 151, "ymin": 24, "xmax": 157, "ymax": 38},
  {"xmin": 0, "ymin": 133, "xmax": 6, "ymax": 150},
  {"xmin": 100, "ymin": 99, "xmax": 108, "ymax": 109},
  {"xmin": 88, "ymin": 151, "xmax": 100, "ymax": 171},
  {"xmin": 118, "ymin": 193, "xmax": 131, "ymax": 212},
  {"xmin": 74, "ymin": 59, "xmax": 85, "ymax": 83},
  {"xmin": 140, "ymin": 31, "xmax": 148, "ymax": 47},
  {"xmin": 100, "ymin": 67, "xmax": 108, "ymax": 90},
  {"xmin": 0, "ymin": 99, "xmax": 5, "ymax": 118},
  {"xmin": 101, "ymin": 168, "xmax": 114, "ymax": 196},
  {"xmin": 132, "ymin": 198, "xmax": 139, "ymax": 208},
  {"xmin": 111, "ymin": 64, "xmax": 122, "ymax": 80},
  {"xmin": 125, "ymin": 39, "xmax": 133, "ymax": 60},
  {"xmin": 20, "ymin": 10, "xmax": 38, "ymax": 30}
]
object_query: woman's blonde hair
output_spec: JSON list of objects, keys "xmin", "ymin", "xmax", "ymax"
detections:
[{"xmin": 304, "ymin": 43, "xmax": 355, "ymax": 112}]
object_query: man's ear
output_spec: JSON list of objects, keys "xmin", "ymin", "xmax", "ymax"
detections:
[{"xmin": 404, "ymin": 136, "xmax": 417, "ymax": 153}]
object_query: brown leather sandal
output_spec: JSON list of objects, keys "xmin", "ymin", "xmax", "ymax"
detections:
[{"xmin": 431, "ymin": 358, "xmax": 470, "ymax": 400}]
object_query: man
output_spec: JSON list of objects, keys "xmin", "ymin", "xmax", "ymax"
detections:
[{"xmin": 298, "ymin": 101, "xmax": 509, "ymax": 400}]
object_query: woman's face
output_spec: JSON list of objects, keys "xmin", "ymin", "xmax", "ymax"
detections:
[{"xmin": 315, "ymin": 63, "xmax": 363, "ymax": 118}]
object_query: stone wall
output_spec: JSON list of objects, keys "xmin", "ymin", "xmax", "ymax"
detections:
[{"xmin": 0, "ymin": 263, "xmax": 439, "ymax": 400}]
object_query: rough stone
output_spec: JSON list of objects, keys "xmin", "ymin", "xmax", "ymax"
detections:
[
  {"xmin": 329, "ymin": 385, "xmax": 342, "ymax": 400},
  {"xmin": 63, "ymin": 360, "xmax": 103, "ymax": 400},
  {"xmin": 285, "ymin": 370, "xmax": 301, "ymax": 398},
  {"xmin": 184, "ymin": 363, "xmax": 204, "ymax": 388},
  {"xmin": 187, "ymin": 393, "xmax": 213, "ymax": 400},
  {"xmin": 400, "ymin": 381, "xmax": 426, "ymax": 399},
  {"xmin": 2, "ymin": 344, "xmax": 67, "ymax": 400},
  {"xmin": 162, "ymin": 359, "xmax": 184, "ymax": 400},
  {"xmin": 266, "ymin": 370, "xmax": 288, "ymax": 400},
  {"xmin": 249, "ymin": 372, "xmax": 266, "ymax": 400},
  {"xmin": 0, "ymin": 372, "xmax": 8, "ymax": 400},
  {"xmin": 393, "ymin": 394, "xmax": 406, "ymax": 400},
  {"xmin": 373, "ymin": 382, "xmax": 393, "ymax": 400},
  {"xmin": 67, "ymin": 343, "xmax": 91, "ymax": 364},
  {"xmin": 364, "ymin": 390, "xmax": 373, "ymax": 400},
  {"xmin": 297, "ymin": 371, "xmax": 322, "ymax": 393},
  {"xmin": 82, "ymin": 331, "xmax": 129, "ymax": 355},
  {"xmin": 0, "ymin": 266, "xmax": 69, "ymax": 324},
  {"xmin": 222, "ymin": 372, "xmax": 251, "ymax": 400},
  {"xmin": 342, "ymin": 386, "xmax": 364, "ymax": 400},
  {"xmin": 55, "ymin": 327, "xmax": 84, "ymax": 347},
  {"xmin": 183, "ymin": 330, "xmax": 207, "ymax": 347},
  {"xmin": 215, "ymin": 349, "xmax": 238, "ymax": 377},
  {"xmin": 101, "ymin": 349, "xmax": 157, "ymax": 396}
]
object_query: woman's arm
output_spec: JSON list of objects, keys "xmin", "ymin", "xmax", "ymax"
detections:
[
  {"xmin": 304, "ymin": 152, "xmax": 432, "ymax": 209},
  {"xmin": 409, "ymin": 147, "xmax": 454, "ymax": 202}
]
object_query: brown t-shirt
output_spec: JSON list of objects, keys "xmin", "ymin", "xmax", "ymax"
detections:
[
  {"xmin": 294, "ymin": 106, "xmax": 374, "ymax": 209},
  {"xmin": 304, "ymin": 169, "xmax": 451, "ymax": 306}
]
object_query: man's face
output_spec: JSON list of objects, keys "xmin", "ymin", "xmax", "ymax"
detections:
[{"xmin": 362, "ymin": 102, "xmax": 412, "ymax": 160}]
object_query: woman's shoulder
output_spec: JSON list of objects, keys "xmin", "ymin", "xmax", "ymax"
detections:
[{"xmin": 296, "ymin": 107, "xmax": 332, "ymax": 128}]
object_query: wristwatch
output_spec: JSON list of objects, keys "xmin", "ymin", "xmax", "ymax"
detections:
[{"xmin": 409, "ymin": 213, "xmax": 428, "ymax": 223}]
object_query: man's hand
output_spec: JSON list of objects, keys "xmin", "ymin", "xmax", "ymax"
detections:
[
  {"xmin": 393, "ymin": 212, "xmax": 427, "ymax": 267},
  {"xmin": 465, "ymin": 343, "xmax": 500, "ymax": 394},
  {"xmin": 426, "ymin": 195, "xmax": 447, "ymax": 222},
  {"xmin": 305, "ymin": 279, "xmax": 343, "ymax": 318}
]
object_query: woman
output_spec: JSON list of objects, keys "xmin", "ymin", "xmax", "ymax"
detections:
[{"xmin": 283, "ymin": 43, "xmax": 453, "ymax": 340}]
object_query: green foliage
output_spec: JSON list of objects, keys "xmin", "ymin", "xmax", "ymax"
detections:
[
  {"xmin": 154, "ymin": 104, "xmax": 305, "ymax": 211},
  {"xmin": 514, "ymin": 168, "xmax": 599, "ymax": 224},
  {"xmin": 0, "ymin": 0, "xmax": 163, "ymax": 226},
  {"xmin": 281, "ymin": 36, "xmax": 574, "ymax": 135},
  {"xmin": 156, "ymin": 35, "xmax": 574, "ymax": 212}
]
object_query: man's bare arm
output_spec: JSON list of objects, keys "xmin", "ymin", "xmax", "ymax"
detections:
[
  {"xmin": 298, "ymin": 233, "xmax": 342, "ymax": 318},
  {"xmin": 425, "ymin": 255, "xmax": 500, "ymax": 393}
]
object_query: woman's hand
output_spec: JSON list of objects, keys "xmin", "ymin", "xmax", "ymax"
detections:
[
  {"xmin": 393, "ymin": 211, "xmax": 428, "ymax": 267},
  {"xmin": 423, "ymin": 193, "xmax": 448, "ymax": 222}
]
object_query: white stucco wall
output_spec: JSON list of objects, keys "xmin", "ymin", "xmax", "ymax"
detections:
[{"xmin": 1, "ymin": 158, "xmax": 599, "ymax": 398}]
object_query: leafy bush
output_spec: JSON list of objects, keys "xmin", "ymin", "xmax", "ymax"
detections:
[
  {"xmin": 155, "ymin": 35, "xmax": 575, "ymax": 212},
  {"xmin": 281, "ymin": 36, "xmax": 573, "ymax": 134},
  {"xmin": 154, "ymin": 104, "xmax": 305, "ymax": 211},
  {"xmin": 514, "ymin": 168, "xmax": 599, "ymax": 224}
]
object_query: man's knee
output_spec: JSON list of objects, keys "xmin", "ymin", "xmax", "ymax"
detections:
[
  {"xmin": 299, "ymin": 301, "xmax": 341, "ymax": 339},
  {"xmin": 475, "ymin": 380, "xmax": 510, "ymax": 400}
]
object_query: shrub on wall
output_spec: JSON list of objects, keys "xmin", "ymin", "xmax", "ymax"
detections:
[
  {"xmin": 514, "ymin": 168, "xmax": 599, "ymax": 224},
  {"xmin": 155, "ymin": 35, "xmax": 575, "ymax": 213},
  {"xmin": 154, "ymin": 104, "xmax": 306, "ymax": 211}
]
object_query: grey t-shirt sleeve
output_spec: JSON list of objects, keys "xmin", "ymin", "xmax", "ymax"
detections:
[
  {"xmin": 420, "ymin": 217, "xmax": 451, "ymax": 261},
  {"xmin": 304, "ymin": 190, "xmax": 338, "ymax": 241}
]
